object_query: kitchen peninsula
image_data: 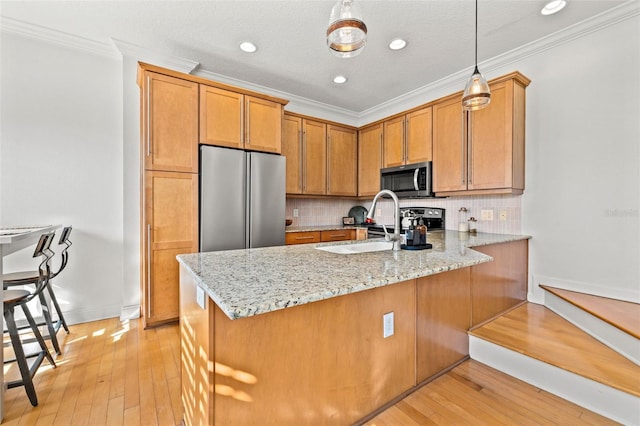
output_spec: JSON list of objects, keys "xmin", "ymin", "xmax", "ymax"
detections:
[{"xmin": 178, "ymin": 231, "xmax": 529, "ymax": 425}]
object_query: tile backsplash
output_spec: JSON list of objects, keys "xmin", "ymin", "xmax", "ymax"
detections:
[{"xmin": 286, "ymin": 195, "xmax": 522, "ymax": 234}]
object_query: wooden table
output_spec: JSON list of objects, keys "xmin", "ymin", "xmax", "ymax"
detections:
[{"xmin": 0, "ymin": 225, "xmax": 60, "ymax": 420}]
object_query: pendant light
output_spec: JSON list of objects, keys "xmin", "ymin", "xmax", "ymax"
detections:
[
  {"xmin": 462, "ymin": 0, "xmax": 491, "ymax": 110},
  {"xmin": 326, "ymin": 0, "xmax": 367, "ymax": 58}
]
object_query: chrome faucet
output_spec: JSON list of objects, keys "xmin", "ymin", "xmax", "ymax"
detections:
[{"xmin": 366, "ymin": 189, "xmax": 402, "ymax": 251}]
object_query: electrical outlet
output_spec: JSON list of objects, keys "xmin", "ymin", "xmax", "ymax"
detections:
[
  {"xmin": 293, "ymin": 209, "xmax": 299, "ymax": 217},
  {"xmin": 481, "ymin": 209, "xmax": 494, "ymax": 221},
  {"xmin": 376, "ymin": 208, "xmax": 382, "ymax": 216},
  {"xmin": 196, "ymin": 286, "xmax": 206, "ymax": 310},
  {"xmin": 499, "ymin": 210, "xmax": 508, "ymax": 221},
  {"xmin": 383, "ymin": 312, "xmax": 394, "ymax": 338}
]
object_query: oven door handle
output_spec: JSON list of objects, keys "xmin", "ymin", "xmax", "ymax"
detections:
[{"xmin": 414, "ymin": 168, "xmax": 420, "ymax": 191}]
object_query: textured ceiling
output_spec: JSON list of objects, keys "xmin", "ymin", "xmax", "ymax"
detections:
[{"xmin": 0, "ymin": 0, "xmax": 627, "ymax": 112}]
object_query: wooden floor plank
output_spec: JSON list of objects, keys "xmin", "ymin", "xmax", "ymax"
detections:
[
  {"xmin": 4, "ymin": 317, "xmax": 619, "ymax": 425},
  {"xmin": 541, "ymin": 285, "xmax": 640, "ymax": 338},
  {"xmin": 469, "ymin": 303, "xmax": 640, "ymax": 397}
]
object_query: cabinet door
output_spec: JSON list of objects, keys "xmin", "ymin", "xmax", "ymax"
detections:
[
  {"xmin": 245, "ymin": 96, "xmax": 282, "ymax": 154},
  {"xmin": 416, "ymin": 268, "xmax": 471, "ymax": 382},
  {"xmin": 358, "ymin": 124, "xmax": 383, "ymax": 197},
  {"xmin": 406, "ymin": 107, "xmax": 433, "ymax": 164},
  {"xmin": 327, "ymin": 125, "xmax": 357, "ymax": 196},
  {"xmin": 433, "ymin": 96, "xmax": 466, "ymax": 192},
  {"xmin": 200, "ymin": 85, "xmax": 244, "ymax": 149},
  {"xmin": 468, "ymin": 80, "xmax": 514, "ymax": 190},
  {"xmin": 144, "ymin": 171, "xmax": 198, "ymax": 327},
  {"xmin": 282, "ymin": 114, "xmax": 303, "ymax": 194},
  {"xmin": 382, "ymin": 116, "xmax": 405, "ymax": 168},
  {"xmin": 143, "ymin": 72, "xmax": 198, "ymax": 173},
  {"xmin": 320, "ymin": 230, "xmax": 356, "ymax": 242},
  {"xmin": 470, "ymin": 240, "xmax": 528, "ymax": 326},
  {"xmin": 302, "ymin": 119, "xmax": 327, "ymax": 195}
]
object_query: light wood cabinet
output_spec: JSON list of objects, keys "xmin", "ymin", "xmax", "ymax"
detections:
[
  {"xmin": 433, "ymin": 73, "xmax": 530, "ymax": 196},
  {"xmin": 327, "ymin": 125, "xmax": 357, "ymax": 196},
  {"xmin": 200, "ymin": 85, "xmax": 282, "ymax": 154},
  {"xmin": 142, "ymin": 71, "xmax": 199, "ymax": 173},
  {"xmin": 358, "ymin": 124, "xmax": 383, "ymax": 197},
  {"xmin": 143, "ymin": 171, "xmax": 198, "ymax": 327},
  {"xmin": 320, "ymin": 229, "xmax": 356, "ymax": 242},
  {"xmin": 302, "ymin": 119, "xmax": 327, "ymax": 195},
  {"xmin": 282, "ymin": 114, "xmax": 303, "ymax": 194},
  {"xmin": 383, "ymin": 107, "xmax": 432, "ymax": 168},
  {"xmin": 283, "ymin": 114, "xmax": 358, "ymax": 197},
  {"xmin": 416, "ymin": 268, "xmax": 471, "ymax": 383},
  {"xmin": 285, "ymin": 231, "xmax": 321, "ymax": 245},
  {"xmin": 470, "ymin": 239, "xmax": 528, "ymax": 326}
]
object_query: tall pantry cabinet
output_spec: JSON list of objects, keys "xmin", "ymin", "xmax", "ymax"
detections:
[{"xmin": 140, "ymin": 68, "xmax": 199, "ymax": 328}]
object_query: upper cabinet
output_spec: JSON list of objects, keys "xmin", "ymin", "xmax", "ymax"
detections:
[
  {"xmin": 433, "ymin": 73, "xmax": 530, "ymax": 196},
  {"xmin": 382, "ymin": 106, "xmax": 432, "ymax": 168},
  {"xmin": 142, "ymin": 71, "xmax": 199, "ymax": 173},
  {"xmin": 282, "ymin": 113, "xmax": 357, "ymax": 197},
  {"xmin": 282, "ymin": 114, "xmax": 303, "ymax": 194},
  {"xmin": 358, "ymin": 124, "xmax": 383, "ymax": 197},
  {"xmin": 327, "ymin": 125, "xmax": 357, "ymax": 196},
  {"xmin": 200, "ymin": 85, "xmax": 282, "ymax": 154},
  {"xmin": 302, "ymin": 118, "xmax": 327, "ymax": 195}
]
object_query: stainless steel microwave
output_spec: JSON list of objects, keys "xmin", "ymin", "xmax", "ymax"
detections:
[{"xmin": 380, "ymin": 161, "xmax": 434, "ymax": 198}]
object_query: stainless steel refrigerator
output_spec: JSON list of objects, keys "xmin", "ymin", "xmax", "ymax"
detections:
[{"xmin": 200, "ymin": 145, "xmax": 285, "ymax": 252}]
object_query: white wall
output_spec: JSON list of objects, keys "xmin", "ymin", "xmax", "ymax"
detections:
[
  {"xmin": 0, "ymin": 33, "xmax": 125, "ymax": 323},
  {"xmin": 514, "ymin": 15, "xmax": 640, "ymax": 302}
]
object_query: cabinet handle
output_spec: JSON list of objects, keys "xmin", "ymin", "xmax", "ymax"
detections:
[
  {"xmin": 468, "ymin": 113, "xmax": 473, "ymax": 185},
  {"xmin": 330, "ymin": 233, "xmax": 346, "ymax": 238},
  {"xmin": 295, "ymin": 235, "xmax": 316, "ymax": 240},
  {"xmin": 404, "ymin": 119, "xmax": 408, "ymax": 163},
  {"xmin": 298, "ymin": 129, "xmax": 303, "ymax": 192},
  {"xmin": 147, "ymin": 223, "xmax": 152, "ymax": 317},
  {"xmin": 146, "ymin": 76, "xmax": 151, "ymax": 157},
  {"xmin": 244, "ymin": 99, "xmax": 249, "ymax": 145},
  {"xmin": 461, "ymin": 112, "xmax": 466, "ymax": 185},
  {"xmin": 327, "ymin": 135, "xmax": 331, "ymax": 193},
  {"xmin": 379, "ymin": 132, "xmax": 383, "ymax": 171},
  {"xmin": 302, "ymin": 130, "xmax": 307, "ymax": 191}
]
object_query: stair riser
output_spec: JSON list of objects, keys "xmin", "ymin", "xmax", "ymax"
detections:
[
  {"xmin": 469, "ymin": 336, "xmax": 640, "ymax": 425},
  {"xmin": 545, "ymin": 292, "xmax": 640, "ymax": 365}
]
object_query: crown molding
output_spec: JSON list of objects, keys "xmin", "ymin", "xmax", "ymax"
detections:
[
  {"xmin": 110, "ymin": 39, "xmax": 199, "ymax": 74},
  {"xmin": 0, "ymin": 16, "xmax": 119, "ymax": 58},
  {"xmin": 194, "ymin": 69, "xmax": 360, "ymax": 126},
  {"xmin": 358, "ymin": 0, "xmax": 640, "ymax": 126}
]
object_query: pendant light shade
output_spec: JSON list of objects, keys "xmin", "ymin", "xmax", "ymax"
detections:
[
  {"xmin": 326, "ymin": 0, "xmax": 367, "ymax": 58},
  {"xmin": 463, "ymin": 0, "xmax": 491, "ymax": 111}
]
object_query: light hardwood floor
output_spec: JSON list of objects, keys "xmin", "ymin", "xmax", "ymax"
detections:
[{"xmin": 4, "ymin": 317, "xmax": 617, "ymax": 425}]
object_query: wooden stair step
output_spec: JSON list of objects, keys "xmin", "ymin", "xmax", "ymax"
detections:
[
  {"xmin": 541, "ymin": 285, "xmax": 640, "ymax": 339},
  {"xmin": 469, "ymin": 303, "xmax": 640, "ymax": 397}
]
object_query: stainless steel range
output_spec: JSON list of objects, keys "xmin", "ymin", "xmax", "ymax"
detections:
[{"xmin": 366, "ymin": 207, "xmax": 445, "ymax": 238}]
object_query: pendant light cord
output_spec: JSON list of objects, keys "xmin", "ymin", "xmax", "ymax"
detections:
[{"xmin": 474, "ymin": 0, "xmax": 479, "ymax": 72}]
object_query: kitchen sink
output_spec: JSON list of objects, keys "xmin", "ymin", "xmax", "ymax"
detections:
[{"xmin": 315, "ymin": 241, "xmax": 393, "ymax": 255}]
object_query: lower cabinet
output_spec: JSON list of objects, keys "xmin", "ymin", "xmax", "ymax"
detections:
[
  {"xmin": 143, "ymin": 171, "xmax": 198, "ymax": 327},
  {"xmin": 285, "ymin": 229, "xmax": 357, "ymax": 245},
  {"xmin": 470, "ymin": 240, "xmax": 528, "ymax": 326},
  {"xmin": 416, "ymin": 268, "xmax": 471, "ymax": 382}
]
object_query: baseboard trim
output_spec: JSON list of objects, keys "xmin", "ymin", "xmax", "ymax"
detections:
[
  {"xmin": 120, "ymin": 304, "xmax": 141, "ymax": 321},
  {"xmin": 469, "ymin": 336, "xmax": 639, "ymax": 425}
]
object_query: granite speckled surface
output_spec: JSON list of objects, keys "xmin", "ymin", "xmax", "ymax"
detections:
[{"xmin": 177, "ymin": 231, "xmax": 530, "ymax": 320}]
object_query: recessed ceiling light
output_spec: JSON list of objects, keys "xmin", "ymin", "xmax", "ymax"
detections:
[
  {"xmin": 541, "ymin": 0, "xmax": 566, "ymax": 15},
  {"xmin": 333, "ymin": 75, "xmax": 348, "ymax": 84},
  {"xmin": 239, "ymin": 42, "xmax": 257, "ymax": 53},
  {"xmin": 389, "ymin": 39, "xmax": 407, "ymax": 51}
]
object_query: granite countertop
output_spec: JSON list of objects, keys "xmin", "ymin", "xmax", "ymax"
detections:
[{"xmin": 177, "ymin": 231, "xmax": 530, "ymax": 320}]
